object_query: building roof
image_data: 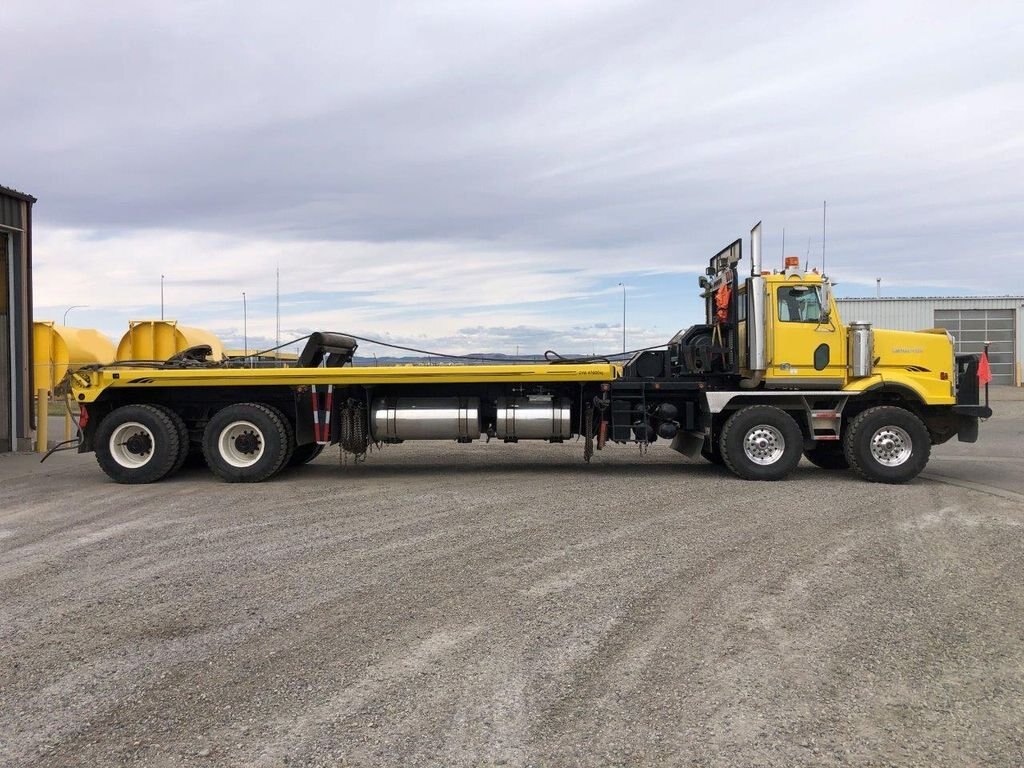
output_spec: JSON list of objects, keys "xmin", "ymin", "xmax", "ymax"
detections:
[
  {"xmin": 839, "ymin": 296, "xmax": 1024, "ymax": 302},
  {"xmin": 0, "ymin": 184, "xmax": 37, "ymax": 204}
]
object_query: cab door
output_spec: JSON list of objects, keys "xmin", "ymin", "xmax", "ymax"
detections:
[{"xmin": 769, "ymin": 282, "xmax": 845, "ymax": 388}]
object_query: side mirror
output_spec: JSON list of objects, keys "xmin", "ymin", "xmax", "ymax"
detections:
[{"xmin": 818, "ymin": 281, "xmax": 833, "ymax": 323}]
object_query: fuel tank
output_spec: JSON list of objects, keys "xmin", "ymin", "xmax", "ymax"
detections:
[
  {"xmin": 371, "ymin": 397, "xmax": 481, "ymax": 441},
  {"xmin": 495, "ymin": 397, "xmax": 572, "ymax": 440}
]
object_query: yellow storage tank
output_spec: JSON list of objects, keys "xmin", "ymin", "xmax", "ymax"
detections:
[
  {"xmin": 116, "ymin": 320, "xmax": 225, "ymax": 362},
  {"xmin": 33, "ymin": 321, "xmax": 117, "ymax": 391}
]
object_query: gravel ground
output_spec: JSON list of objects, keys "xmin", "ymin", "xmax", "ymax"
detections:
[{"xmin": 2, "ymin": 400, "xmax": 1023, "ymax": 767}]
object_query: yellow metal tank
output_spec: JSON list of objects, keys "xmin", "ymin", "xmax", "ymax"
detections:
[
  {"xmin": 116, "ymin": 320, "xmax": 225, "ymax": 362},
  {"xmin": 33, "ymin": 321, "xmax": 117, "ymax": 391}
]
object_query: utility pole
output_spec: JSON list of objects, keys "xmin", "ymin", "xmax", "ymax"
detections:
[
  {"xmin": 242, "ymin": 291, "xmax": 248, "ymax": 368},
  {"xmin": 618, "ymin": 283, "xmax": 626, "ymax": 354},
  {"xmin": 275, "ymin": 266, "xmax": 281, "ymax": 353},
  {"xmin": 160, "ymin": 274, "xmax": 165, "ymax": 320},
  {"xmin": 876, "ymin": 277, "xmax": 881, "ymax": 298}
]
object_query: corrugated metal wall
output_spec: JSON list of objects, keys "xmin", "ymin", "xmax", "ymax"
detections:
[
  {"xmin": 836, "ymin": 297, "xmax": 1024, "ymax": 385},
  {"xmin": 0, "ymin": 186, "xmax": 33, "ymax": 452}
]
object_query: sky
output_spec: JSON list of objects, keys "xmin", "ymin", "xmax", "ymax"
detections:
[{"xmin": 3, "ymin": 0, "xmax": 1022, "ymax": 356}]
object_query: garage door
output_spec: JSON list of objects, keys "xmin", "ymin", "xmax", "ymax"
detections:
[{"xmin": 934, "ymin": 309, "xmax": 1016, "ymax": 385}]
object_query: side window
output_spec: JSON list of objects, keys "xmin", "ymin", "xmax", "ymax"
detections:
[{"xmin": 777, "ymin": 286, "xmax": 822, "ymax": 323}]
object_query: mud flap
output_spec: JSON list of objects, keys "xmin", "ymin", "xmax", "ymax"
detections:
[
  {"xmin": 671, "ymin": 430, "xmax": 704, "ymax": 458},
  {"xmin": 957, "ymin": 415, "xmax": 979, "ymax": 443}
]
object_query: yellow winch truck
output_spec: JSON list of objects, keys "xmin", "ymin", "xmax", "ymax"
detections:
[{"xmin": 67, "ymin": 224, "xmax": 991, "ymax": 484}]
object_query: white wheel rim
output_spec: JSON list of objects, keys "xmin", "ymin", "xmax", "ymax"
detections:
[
  {"xmin": 109, "ymin": 421, "xmax": 156, "ymax": 469},
  {"xmin": 218, "ymin": 420, "xmax": 266, "ymax": 468},
  {"xmin": 743, "ymin": 424, "xmax": 786, "ymax": 465},
  {"xmin": 870, "ymin": 425, "xmax": 913, "ymax": 467}
]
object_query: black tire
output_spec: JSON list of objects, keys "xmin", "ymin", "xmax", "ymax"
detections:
[
  {"xmin": 843, "ymin": 406, "xmax": 930, "ymax": 484},
  {"xmin": 94, "ymin": 404, "xmax": 182, "ymax": 484},
  {"xmin": 288, "ymin": 442, "xmax": 325, "ymax": 467},
  {"xmin": 202, "ymin": 403, "xmax": 292, "ymax": 483},
  {"xmin": 719, "ymin": 405, "xmax": 803, "ymax": 481},
  {"xmin": 149, "ymin": 404, "xmax": 190, "ymax": 476},
  {"xmin": 803, "ymin": 444, "xmax": 849, "ymax": 470}
]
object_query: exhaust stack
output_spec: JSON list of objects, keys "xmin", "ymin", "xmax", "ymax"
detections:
[{"xmin": 750, "ymin": 221, "xmax": 762, "ymax": 276}]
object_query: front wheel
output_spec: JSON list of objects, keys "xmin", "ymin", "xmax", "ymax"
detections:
[
  {"xmin": 203, "ymin": 403, "xmax": 292, "ymax": 483},
  {"xmin": 843, "ymin": 406, "xmax": 930, "ymax": 484},
  {"xmin": 94, "ymin": 404, "xmax": 182, "ymax": 484},
  {"xmin": 719, "ymin": 405, "xmax": 803, "ymax": 481}
]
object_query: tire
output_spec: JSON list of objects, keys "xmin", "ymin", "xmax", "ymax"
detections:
[
  {"xmin": 288, "ymin": 442, "xmax": 325, "ymax": 467},
  {"xmin": 843, "ymin": 406, "xmax": 930, "ymax": 484},
  {"xmin": 149, "ymin": 404, "xmax": 190, "ymax": 476},
  {"xmin": 94, "ymin": 404, "xmax": 182, "ymax": 484},
  {"xmin": 202, "ymin": 403, "xmax": 292, "ymax": 483},
  {"xmin": 719, "ymin": 405, "xmax": 803, "ymax": 481},
  {"xmin": 803, "ymin": 444, "xmax": 849, "ymax": 470}
]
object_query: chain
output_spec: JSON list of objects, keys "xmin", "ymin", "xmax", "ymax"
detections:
[{"xmin": 583, "ymin": 403, "xmax": 594, "ymax": 463}]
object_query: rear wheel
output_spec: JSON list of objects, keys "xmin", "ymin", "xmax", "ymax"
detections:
[
  {"xmin": 719, "ymin": 405, "xmax": 803, "ymax": 481},
  {"xmin": 94, "ymin": 404, "xmax": 182, "ymax": 484},
  {"xmin": 203, "ymin": 403, "xmax": 292, "ymax": 483},
  {"xmin": 803, "ymin": 444, "xmax": 849, "ymax": 470},
  {"xmin": 149, "ymin": 405, "xmax": 190, "ymax": 476},
  {"xmin": 843, "ymin": 406, "xmax": 930, "ymax": 484}
]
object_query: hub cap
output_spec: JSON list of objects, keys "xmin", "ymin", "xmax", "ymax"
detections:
[
  {"xmin": 870, "ymin": 425, "xmax": 912, "ymax": 467},
  {"xmin": 109, "ymin": 422, "xmax": 155, "ymax": 469},
  {"xmin": 743, "ymin": 424, "xmax": 785, "ymax": 465},
  {"xmin": 219, "ymin": 420, "xmax": 266, "ymax": 468}
]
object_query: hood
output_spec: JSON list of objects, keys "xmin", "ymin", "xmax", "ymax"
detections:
[{"xmin": 870, "ymin": 327, "xmax": 953, "ymax": 375}]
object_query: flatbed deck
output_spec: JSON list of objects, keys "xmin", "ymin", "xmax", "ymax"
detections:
[{"xmin": 71, "ymin": 363, "xmax": 623, "ymax": 403}]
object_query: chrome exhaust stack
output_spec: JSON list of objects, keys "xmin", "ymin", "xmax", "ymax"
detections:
[
  {"xmin": 745, "ymin": 222, "xmax": 767, "ymax": 377},
  {"xmin": 750, "ymin": 220, "xmax": 762, "ymax": 276}
]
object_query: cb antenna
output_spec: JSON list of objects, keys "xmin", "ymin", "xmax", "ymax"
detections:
[{"xmin": 822, "ymin": 199, "xmax": 827, "ymax": 275}]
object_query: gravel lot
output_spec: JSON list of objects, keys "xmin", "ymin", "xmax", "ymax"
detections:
[{"xmin": 3, "ymin": 396, "xmax": 1023, "ymax": 767}]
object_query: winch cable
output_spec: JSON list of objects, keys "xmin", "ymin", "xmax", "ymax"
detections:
[{"xmin": 83, "ymin": 333, "xmax": 668, "ymax": 372}]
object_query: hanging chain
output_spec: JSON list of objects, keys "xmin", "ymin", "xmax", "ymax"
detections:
[{"xmin": 583, "ymin": 403, "xmax": 594, "ymax": 463}]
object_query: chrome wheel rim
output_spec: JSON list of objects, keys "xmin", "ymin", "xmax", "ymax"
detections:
[
  {"xmin": 870, "ymin": 425, "xmax": 912, "ymax": 467},
  {"xmin": 219, "ymin": 420, "xmax": 265, "ymax": 468},
  {"xmin": 743, "ymin": 424, "xmax": 785, "ymax": 465},
  {"xmin": 109, "ymin": 422, "xmax": 155, "ymax": 469}
]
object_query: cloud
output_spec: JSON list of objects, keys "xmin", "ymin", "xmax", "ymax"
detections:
[{"xmin": 7, "ymin": 0, "xmax": 1024, "ymax": 355}]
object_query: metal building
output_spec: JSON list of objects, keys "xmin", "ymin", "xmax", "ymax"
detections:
[
  {"xmin": 837, "ymin": 296, "xmax": 1024, "ymax": 386},
  {"xmin": 1, "ymin": 185, "xmax": 36, "ymax": 452}
]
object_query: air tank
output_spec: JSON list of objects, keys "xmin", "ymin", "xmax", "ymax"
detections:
[
  {"xmin": 116, "ymin": 320, "xmax": 225, "ymax": 362},
  {"xmin": 372, "ymin": 397, "xmax": 480, "ymax": 442},
  {"xmin": 849, "ymin": 321, "xmax": 874, "ymax": 378},
  {"xmin": 33, "ymin": 321, "xmax": 116, "ymax": 391},
  {"xmin": 495, "ymin": 397, "xmax": 572, "ymax": 441}
]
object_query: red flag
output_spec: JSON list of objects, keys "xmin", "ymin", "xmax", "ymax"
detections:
[{"xmin": 977, "ymin": 350, "xmax": 993, "ymax": 386}]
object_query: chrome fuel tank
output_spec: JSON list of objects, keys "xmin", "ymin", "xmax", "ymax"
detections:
[
  {"xmin": 495, "ymin": 397, "xmax": 572, "ymax": 440},
  {"xmin": 849, "ymin": 321, "xmax": 874, "ymax": 378},
  {"xmin": 371, "ymin": 397, "xmax": 480, "ymax": 441}
]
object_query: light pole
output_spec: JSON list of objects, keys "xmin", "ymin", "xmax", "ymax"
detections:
[
  {"xmin": 618, "ymin": 282, "xmax": 626, "ymax": 354},
  {"xmin": 160, "ymin": 274, "xmax": 165, "ymax": 320},
  {"xmin": 62, "ymin": 305, "xmax": 88, "ymax": 325},
  {"xmin": 242, "ymin": 291, "xmax": 248, "ymax": 367}
]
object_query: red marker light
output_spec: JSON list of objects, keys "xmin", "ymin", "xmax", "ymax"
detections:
[{"xmin": 78, "ymin": 405, "xmax": 89, "ymax": 429}]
